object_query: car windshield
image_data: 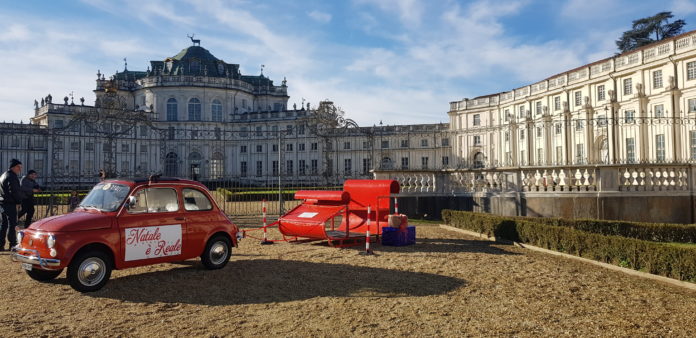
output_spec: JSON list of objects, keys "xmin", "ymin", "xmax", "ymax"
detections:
[{"xmin": 79, "ymin": 183, "xmax": 131, "ymax": 212}]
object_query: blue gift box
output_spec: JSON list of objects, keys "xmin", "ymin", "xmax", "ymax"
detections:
[{"xmin": 381, "ymin": 226, "xmax": 416, "ymax": 246}]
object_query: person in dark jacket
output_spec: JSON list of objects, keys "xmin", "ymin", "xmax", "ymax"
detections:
[
  {"xmin": 0, "ymin": 159, "xmax": 23, "ymax": 250},
  {"xmin": 18, "ymin": 170, "xmax": 41, "ymax": 228}
]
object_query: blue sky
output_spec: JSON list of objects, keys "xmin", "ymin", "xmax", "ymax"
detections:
[{"xmin": 2, "ymin": 0, "xmax": 696, "ymax": 125}]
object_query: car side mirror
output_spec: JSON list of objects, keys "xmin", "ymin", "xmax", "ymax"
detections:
[{"xmin": 126, "ymin": 196, "xmax": 137, "ymax": 209}]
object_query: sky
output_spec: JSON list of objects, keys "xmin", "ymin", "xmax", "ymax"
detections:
[{"xmin": 2, "ymin": 0, "xmax": 696, "ymax": 126}]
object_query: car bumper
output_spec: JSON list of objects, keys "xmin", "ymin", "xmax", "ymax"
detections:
[{"xmin": 11, "ymin": 248, "xmax": 61, "ymax": 268}]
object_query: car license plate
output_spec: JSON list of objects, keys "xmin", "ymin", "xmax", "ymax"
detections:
[{"xmin": 21, "ymin": 263, "xmax": 32, "ymax": 271}]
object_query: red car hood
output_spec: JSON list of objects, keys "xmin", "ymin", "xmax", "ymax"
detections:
[{"xmin": 30, "ymin": 211, "xmax": 113, "ymax": 232}]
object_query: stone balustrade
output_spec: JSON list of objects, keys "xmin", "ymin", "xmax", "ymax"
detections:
[{"xmin": 375, "ymin": 164, "xmax": 694, "ymax": 196}]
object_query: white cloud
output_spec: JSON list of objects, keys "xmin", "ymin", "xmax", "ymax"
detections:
[
  {"xmin": 353, "ymin": 0, "xmax": 425, "ymax": 26},
  {"xmin": 671, "ymin": 0, "xmax": 696, "ymax": 15},
  {"xmin": 308, "ymin": 10, "xmax": 332, "ymax": 23}
]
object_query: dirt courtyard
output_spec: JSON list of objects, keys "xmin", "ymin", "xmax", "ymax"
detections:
[{"xmin": 0, "ymin": 224, "xmax": 694, "ymax": 337}]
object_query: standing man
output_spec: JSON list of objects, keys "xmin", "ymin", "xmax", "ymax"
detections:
[
  {"xmin": 0, "ymin": 159, "xmax": 24, "ymax": 251},
  {"xmin": 18, "ymin": 170, "xmax": 41, "ymax": 228}
]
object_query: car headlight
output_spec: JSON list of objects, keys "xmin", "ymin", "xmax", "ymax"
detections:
[
  {"xmin": 17, "ymin": 231, "xmax": 23, "ymax": 244},
  {"xmin": 49, "ymin": 248, "xmax": 57, "ymax": 257},
  {"xmin": 47, "ymin": 234, "xmax": 56, "ymax": 249}
]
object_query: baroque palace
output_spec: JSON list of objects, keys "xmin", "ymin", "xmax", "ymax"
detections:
[{"xmin": 0, "ymin": 40, "xmax": 450, "ymax": 187}]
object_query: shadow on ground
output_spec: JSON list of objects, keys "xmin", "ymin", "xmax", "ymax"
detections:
[
  {"xmin": 313, "ymin": 237, "xmax": 521, "ymax": 255},
  {"xmin": 83, "ymin": 259, "xmax": 465, "ymax": 305}
]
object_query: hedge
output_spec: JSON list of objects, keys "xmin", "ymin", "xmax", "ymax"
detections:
[
  {"xmin": 441, "ymin": 210, "xmax": 696, "ymax": 244},
  {"xmin": 442, "ymin": 210, "xmax": 696, "ymax": 282}
]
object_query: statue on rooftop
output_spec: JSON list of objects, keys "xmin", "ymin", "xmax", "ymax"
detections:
[
  {"xmin": 34, "ymin": 99, "xmax": 38, "ymax": 109},
  {"xmin": 40, "ymin": 98, "xmax": 45, "ymax": 106}
]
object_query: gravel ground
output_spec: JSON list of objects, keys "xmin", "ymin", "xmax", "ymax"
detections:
[{"xmin": 0, "ymin": 224, "xmax": 694, "ymax": 337}]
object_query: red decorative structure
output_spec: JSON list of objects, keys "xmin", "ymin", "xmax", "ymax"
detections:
[{"xmin": 243, "ymin": 179, "xmax": 400, "ymax": 247}]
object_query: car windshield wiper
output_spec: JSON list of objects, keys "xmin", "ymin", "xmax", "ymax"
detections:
[{"xmin": 79, "ymin": 205, "xmax": 103, "ymax": 211}]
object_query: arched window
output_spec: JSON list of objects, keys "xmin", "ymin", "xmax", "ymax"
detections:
[
  {"xmin": 166, "ymin": 98, "xmax": 177, "ymax": 121},
  {"xmin": 211, "ymin": 99, "xmax": 223, "ymax": 122},
  {"xmin": 473, "ymin": 152, "xmax": 485, "ymax": 168},
  {"xmin": 210, "ymin": 152, "xmax": 224, "ymax": 179},
  {"xmin": 188, "ymin": 98, "xmax": 201, "ymax": 121},
  {"xmin": 164, "ymin": 152, "xmax": 178, "ymax": 176}
]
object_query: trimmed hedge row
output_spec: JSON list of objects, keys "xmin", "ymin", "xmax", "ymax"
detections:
[
  {"xmin": 442, "ymin": 210, "xmax": 696, "ymax": 282},
  {"xmin": 441, "ymin": 210, "xmax": 696, "ymax": 244}
]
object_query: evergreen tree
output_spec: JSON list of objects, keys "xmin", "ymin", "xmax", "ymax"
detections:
[{"xmin": 616, "ymin": 12, "xmax": 686, "ymax": 53}]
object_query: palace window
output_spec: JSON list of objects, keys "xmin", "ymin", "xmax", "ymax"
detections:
[
  {"xmin": 286, "ymin": 143, "xmax": 293, "ymax": 151},
  {"xmin": 624, "ymin": 110, "xmax": 635, "ymax": 123},
  {"xmin": 312, "ymin": 159, "xmax": 319, "ymax": 175},
  {"xmin": 240, "ymin": 161, "xmax": 247, "ymax": 177},
  {"xmin": 211, "ymin": 99, "xmax": 223, "ymax": 122},
  {"xmin": 689, "ymin": 98, "xmax": 696, "ymax": 113},
  {"xmin": 442, "ymin": 138, "xmax": 449, "ymax": 146},
  {"xmin": 473, "ymin": 114, "xmax": 481, "ymax": 126},
  {"xmin": 623, "ymin": 78, "xmax": 633, "ymax": 95},
  {"xmin": 519, "ymin": 105, "xmax": 525, "ymax": 118},
  {"xmin": 298, "ymin": 124, "xmax": 305, "ymax": 135},
  {"xmin": 574, "ymin": 91, "xmax": 582, "ymax": 106},
  {"xmin": 656, "ymin": 134, "xmax": 666, "ymax": 161},
  {"xmin": 653, "ymin": 70, "xmax": 663, "ymax": 89},
  {"xmin": 401, "ymin": 157, "xmax": 409, "ymax": 170},
  {"xmin": 287, "ymin": 160, "xmax": 293, "ymax": 175},
  {"xmin": 256, "ymin": 145, "xmax": 263, "ymax": 153},
  {"xmin": 86, "ymin": 142, "xmax": 94, "ymax": 151},
  {"xmin": 256, "ymin": 161, "xmax": 263, "ymax": 177},
  {"xmin": 311, "ymin": 142, "xmax": 318, "ymax": 150},
  {"xmin": 626, "ymin": 138, "xmax": 636, "ymax": 163},
  {"xmin": 272, "ymin": 144, "xmax": 278, "ymax": 152},
  {"xmin": 401, "ymin": 139, "xmax": 409, "ymax": 148},
  {"xmin": 473, "ymin": 135, "xmax": 481, "ymax": 145},
  {"xmin": 537, "ymin": 148, "xmax": 543, "ymax": 164},
  {"xmin": 70, "ymin": 142, "xmax": 80, "ymax": 151},
  {"xmin": 504, "ymin": 131, "xmax": 510, "ymax": 141},
  {"xmin": 381, "ymin": 140, "xmax": 389, "ymax": 149},
  {"xmin": 597, "ymin": 85, "xmax": 606, "ymax": 101},
  {"xmin": 536, "ymin": 127, "xmax": 542, "ymax": 137},
  {"xmin": 442, "ymin": 156, "xmax": 449, "ymax": 166},
  {"xmin": 688, "ymin": 61, "xmax": 696, "ymax": 80},
  {"xmin": 575, "ymin": 120, "xmax": 584, "ymax": 131},
  {"xmin": 188, "ymin": 98, "xmax": 201, "ymax": 121},
  {"xmin": 690, "ymin": 131, "xmax": 696, "ymax": 160},
  {"xmin": 520, "ymin": 129, "xmax": 525, "ymax": 140},
  {"xmin": 504, "ymin": 109, "xmax": 510, "ymax": 121},
  {"xmin": 536, "ymin": 101, "xmax": 542, "ymax": 115},
  {"xmin": 556, "ymin": 146, "xmax": 563, "ymax": 164},
  {"xmin": 344, "ymin": 159, "xmax": 352, "ymax": 175},
  {"xmin": 240, "ymin": 145, "xmax": 247, "ymax": 153},
  {"xmin": 299, "ymin": 160, "xmax": 306, "ymax": 176},
  {"xmin": 272, "ymin": 161, "xmax": 279, "ymax": 176},
  {"xmin": 121, "ymin": 144, "xmax": 129, "ymax": 153},
  {"xmin": 654, "ymin": 104, "xmax": 665, "ymax": 117},
  {"xmin": 362, "ymin": 158, "xmax": 371, "ymax": 174},
  {"xmin": 298, "ymin": 143, "xmax": 305, "ymax": 151},
  {"xmin": 166, "ymin": 98, "xmax": 177, "ymax": 121},
  {"xmin": 140, "ymin": 144, "xmax": 147, "ymax": 153},
  {"xmin": 421, "ymin": 139, "xmax": 429, "ymax": 147},
  {"xmin": 575, "ymin": 144, "xmax": 584, "ymax": 164},
  {"xmin": 421, "ymin": 157, "xmax": 429, "ymax": 169},
  {"xmin": 344, "ymin": 141, "xmax": 351, "ymax": 150},
  {"xmin": 255, "ymin": 126, "xmax": 262, "ymax": 137},
  {"xmin": 554, "ymin": 96, "xmax": 561, "ymax": 111}
]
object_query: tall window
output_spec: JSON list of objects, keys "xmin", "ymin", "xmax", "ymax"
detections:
[
  {"xmin": 473, "ymin": 114, "xmax": 481, "ymax": 126},
  {"xmin": 286, "ymin": 160, "xmax": 293, "ymax": 175},
  {"xmin": 272, "ymin": 161, "xmax": 279, "ymax": 176},
  {"xmin": 555, "ymin": 123, "xmax": 562, "ymax": 134},
  {"xmin": 690, "ymin": 131, "xmax": 696, "ymax": 160},
  {"xmin": 556, "ymin": 146, "xmax": 563, "ymax": 164},
  {"xmin": 256, "ymin": 161, "xmax": 263, "ymax": 177},
  {"xmin": 188, "ymin": 98, "xmax": 201, "ymax": 121},
  {"xmin": 536, "ymin": 101, "xmax": 542, "ymax": 115},
  {"xmin": 574, "ymin": 91, "xmax": 582, "ymax": 106},
  {"xmin": 519, "ymin": 105, "xmax": 525, "ymax": 118},
  {"xmin": 554, "ymin": 96, "xmax": 561, "ymax": 111},
  {"xmin": 689, "ymin": 98, "xmax": 696, "ymax": 113},
  {"xmin": 654, "ymin": 104, "xmax": 665, "ymax": 117},
  {"xmin": 421, "ymin": 157, "xmax": 429, "ymax": 169},
  {"xmin": 653, "ymin": 70, "xmax": 663, "ymax": 88},
  {"xmin": 688, "ymin": 61, "xmax": 696, "ymax": 80},
  {"xmin": 299, "ymin": 160, "xmax": 306, "ymax": 175},
  {"xmin": 312, "ymin": 159, "xmax": 319, "ymax": 174},
  {"xmin": 210, "ymin": 152, "xmax": 224, "ymax": 179},
  {"xmin": 344, "ymin": 159, "xmax": 352, "ymax": 175},
  {"xmin": 623, "ymin": 78, "xmax": 633, "ymax": 95},
  {"xmin": 504, "ymin": 109, "xmax": 510, "ymax": 121},
  {"xmin": 520, "ymin": 129, "xmax": 525, "ymax": 140},
  {"xmin": 624, "ymin": 110, "xmax": 635, "ymax": 123},
  {"xmin": 536, "ymin": 127, "xmax": 542, "ymax": 137},
  {"xmin": 575, "ymin": 144, "xmax": 584, "ymax": 164},
  {"xmin": 166, "ymin": 98, "xmax": 177, "ymax": 121},
  {"xmin": 656, "ymin": 134, "xmax": 665, "ymax": 161},
  {"xmin": 401, "ymin": 157, "xmax": 409, "ymax": 169},
  {"xmin": 597, "ymin": 85, "xmax": 605, "ymax": 101},
  {"xmin": 537, "ymin": 148, "xmax": 544, "ymax": 165},
  {"xmin": 626, "ymin": 138, "xmax": 636, "ymax": 163},
  {"xmin": 361, "ymin": 158, "xmax": 371, "ymax": 175},
  {"xmin": 211, "ymin": 99, "xmax": 223, "ymax": 122},
  {"xmin": 240, "ymin": 161, "xmax": 247, "ymax": 177}
]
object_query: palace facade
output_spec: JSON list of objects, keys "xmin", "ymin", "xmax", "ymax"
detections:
[
  {"xmin": 449, "ymin": 30, "xmax": 696, "ymax": 169},
  {"xmin": 1, "ymin": 41, "xmax": 450, "ymax": 187}
]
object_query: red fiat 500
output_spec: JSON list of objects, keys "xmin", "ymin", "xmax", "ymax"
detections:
[{"xmin": 11, "ymin": 177, "xmax": 240, "ymax": 292}]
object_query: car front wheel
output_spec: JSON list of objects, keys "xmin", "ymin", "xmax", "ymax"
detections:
[
  {"xmin": 67, "ymin": 250, "xmax": 112, "ymax": 292},
  {"xmin": 26, "ymin": 268, "xmax": 63, "ymax": 282},
  {"xmin": 201, "ymin": 235, "xmax": 231, "ymax": 270}
]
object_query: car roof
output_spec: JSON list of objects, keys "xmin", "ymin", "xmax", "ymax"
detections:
[{"xmin": 104, "ymin": 177, "xmax": 207, "ymax": 189}]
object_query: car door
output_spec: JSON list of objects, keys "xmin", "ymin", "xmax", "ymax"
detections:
[
  {"xmin": 117, "ymin": 186, "xmax": 186, "ymax": 268},
  {"xmin": 181, "ymin": 187, "xmax": 216, "ymax": 257}
]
